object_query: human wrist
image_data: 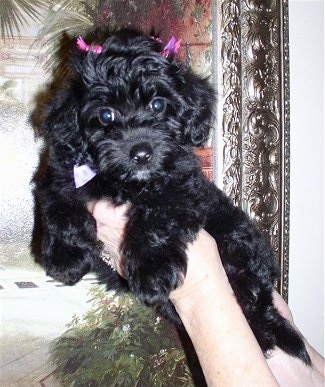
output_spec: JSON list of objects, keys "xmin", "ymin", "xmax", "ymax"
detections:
[
  {"xmin": 171, "ymin": 257, "xmax": 278, "ymax": 387},
  {"xmin": 170, "ymin": 230, "xmax": 231, "ymax": 314},
  {"xmin": 170, "ymin": 261, "xmax": 232, "ymax": 319}
]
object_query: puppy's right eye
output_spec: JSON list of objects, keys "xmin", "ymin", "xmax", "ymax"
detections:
[
  {"xmin": 98, "ymin": 108, "xmax": 115, "ymax": 125},
  {"xmin": 149, "ymin": 98, "xmax": 166, "ymax": 114}
]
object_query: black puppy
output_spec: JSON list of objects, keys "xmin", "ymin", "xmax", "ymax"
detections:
[{"xmin": 36, "ymin": 29, "xmax": 310, "ymax": 364}]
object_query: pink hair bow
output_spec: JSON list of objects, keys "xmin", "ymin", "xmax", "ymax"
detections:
[
  {"xmin": 161, "ymin": 36, "xmax": 182, "ymax": 58},
  {"xmin": 76, "ymin": 37, "xmax": 103, "ymax": 54}
]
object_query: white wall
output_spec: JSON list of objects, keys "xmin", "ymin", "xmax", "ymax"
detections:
[{"xmin": 289, "ymin": 0, "xmax": 324, "ymax": 355}]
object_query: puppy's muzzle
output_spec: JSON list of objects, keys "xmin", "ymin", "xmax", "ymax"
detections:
[{"xmin": 130, "ymin": 142, "xmax": 153, "ymax": 166}]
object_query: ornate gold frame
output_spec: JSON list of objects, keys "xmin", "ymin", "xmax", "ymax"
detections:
[{"xmin": 212, "ymin": 0, "xmax": 290, "ymax": 300}]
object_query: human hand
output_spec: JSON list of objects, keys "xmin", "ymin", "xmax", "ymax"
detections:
[
  {"xmin": 267, "ymin": 291, "xmax": 325, "ymax": 386},
  {"xmin": 169, "ymin": 229, "xmax": 229, "ymax": 309},
  {"xmin": 88, "ymin": 201, "xmax": 226, "ymax": 291},
  {"xmin": 88, "ymin": 201, "xmax": 231, "ymax": 306},
  {"xmin": 87, "ymin": 200, "xmax": 129, "ymax": 276}
]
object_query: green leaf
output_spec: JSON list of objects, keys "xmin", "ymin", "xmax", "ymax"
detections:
[
  {"xmin": 50, "ymin": 286, "xmax": 198, "ymax": 385},
  {"xmin": 0, "ymin": 0, "xmax": 47, "ymax": 39}
]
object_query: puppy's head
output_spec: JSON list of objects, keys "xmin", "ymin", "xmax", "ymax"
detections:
[{"xmin": 42, "ymin": 29, "xmax": 215, "ymax": 183}]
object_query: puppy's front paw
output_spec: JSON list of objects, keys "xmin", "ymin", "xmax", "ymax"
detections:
[
  {"xmin": 45, "ymin": 250, "xmax": 92, "ymax": 285},
  {"xmin": 46, "ymin": 263, "xmax": 89, "ymax": 285}
]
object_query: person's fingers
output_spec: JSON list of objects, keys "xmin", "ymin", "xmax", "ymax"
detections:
[
  {"xmin": 88, "ymin": 200, "xmax": 130, "ymax": 229},
  {"xmin": 86, "ymin": 200, "xmax": 96, "ymax": 213},
  {"xmin": 88, "ymin": 200, "xmax": 115, "ymax": 222},
  {"xmin": 88, "ymin": 200, "xmax": 130, "ymax": 278}
]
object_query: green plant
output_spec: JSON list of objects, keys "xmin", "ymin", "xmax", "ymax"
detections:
[
  {"xmin": 50, "ymin": 287, "xmax": 196, "ymax": 386},
  {"xmin": 0, "ymin": 0, "xmax": 46, "ymax": 39}
]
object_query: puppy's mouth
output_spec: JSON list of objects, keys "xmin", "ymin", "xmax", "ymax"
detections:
[{"xmin": 131, "ymin": 169, "xmax": 152, "ymax": 181}]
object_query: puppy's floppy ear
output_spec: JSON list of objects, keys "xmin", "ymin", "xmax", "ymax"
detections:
[
  {"xmin": 177, "ymin": 67, "xmax": 216, "ymax": 147},
  {"xmin": 36, "ymin": 77, "xmax": 84, "ymax": 163}
]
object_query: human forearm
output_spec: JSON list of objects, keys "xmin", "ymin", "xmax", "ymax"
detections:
[
  {"xmin": 176, "ymin": 282, "xmax": 278, "ymax": 386},
  {"xmin": 170, "ymin": 232, "xmax": 278, "ymax": 386}
]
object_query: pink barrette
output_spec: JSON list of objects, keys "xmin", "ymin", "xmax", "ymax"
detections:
[
  {"xmin": 161, "ymin": 36, "xmax": 182, "ymax": 58},
  {"xmin": 76, "ymin": 37, "xmax": 103, "ymax": 54}
]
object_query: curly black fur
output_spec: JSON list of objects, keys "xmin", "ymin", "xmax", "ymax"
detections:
[{"xmin": 34, "ymin": 28, "xmax": 310, "ymax": 365}]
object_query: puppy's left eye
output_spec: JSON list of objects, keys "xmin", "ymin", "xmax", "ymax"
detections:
[
  {"xmin": 149, "ymin": 98, "xmax": 166, "ymax": 114},
  {"xmin": 98, "ymin": 108, "xmax": 115, "ymax": 125}
]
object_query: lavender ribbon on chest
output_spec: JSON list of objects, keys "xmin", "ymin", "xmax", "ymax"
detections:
[{"xmin": 73, "ymin": 164, "xmax": 97, "ymax": 188}]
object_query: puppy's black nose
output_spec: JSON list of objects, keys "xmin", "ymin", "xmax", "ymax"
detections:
[{"xmin": 130, "ymin": 142, "xmax": 153, "ymax": 165}]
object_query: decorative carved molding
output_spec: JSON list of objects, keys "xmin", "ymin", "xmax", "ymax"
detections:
[{"xmin": 214, "ymin": 0, "xmax": 290, "ymax": 300}]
